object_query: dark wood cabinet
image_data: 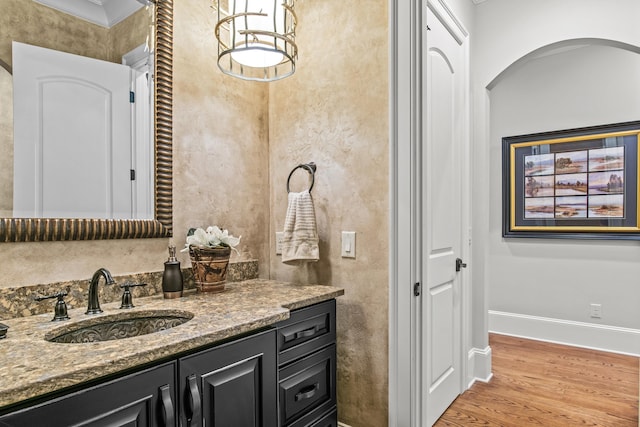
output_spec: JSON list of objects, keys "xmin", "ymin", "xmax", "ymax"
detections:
[
  {"xmin": 0, "ymin": 361, "xmax": 177, "ymax": 427},
  {"xmin": 275, "ymin": 300, "xmax": 337, "ymax": 427},
  {"xmin": 178, "ymin": 329, "xmax": 277, "ymax": 427},
  {"xmin": 308, "ymin": 409, "xmax": 338, "ymax": 427},
  {"xmin": 0, "ymin": 299, "xmax": 337, "ymax": 427}
]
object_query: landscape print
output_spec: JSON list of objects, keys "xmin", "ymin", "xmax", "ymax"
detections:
[
  {"xmin": 524, "ymin": 153, "xmax": 554, "ymax": 176},
  {"xmin": 588, "ymin": 194, "xmax": 624, "ymax": 217},
  {"xmin": 555, "ymin": 196, "xmax": 588, "ymax": 218},
  {"xmin": 588, "ymin": 171, "xmax": 624, "ymax": 195},
  {"xmin": 525, "ymin": 175, "xmax": 554, "ymax": 197},
  {"xmin": 524, "ymin": 197, "xmax": 554, "ymax": 219},
  {"xmin": 555, "ymin": 173, "xmax": 588, "ymax": 196},
  {"xmin": 589, "ymin": 146, "xmax": 625, "ymax": 171},
  {"xmin": 555, "ymin": 150, "xmax": 588, "ymax": 174},
  {"xmin": 519, "ymin": 144, "xmax": 627, "ymax": 220}
]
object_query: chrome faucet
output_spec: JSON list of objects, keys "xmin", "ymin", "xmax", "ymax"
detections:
[{"xmin": 86, "ymin": 268, "xmax": 115, "ymax": 314}]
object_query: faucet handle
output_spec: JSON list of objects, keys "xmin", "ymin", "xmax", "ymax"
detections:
[
  {"xmin": 35, "ymin": 291, "xmax": 70, "ymax": 321},
  {"xmin": 119, "ymin": 283, "xmax": 147, "ymax": 309}
]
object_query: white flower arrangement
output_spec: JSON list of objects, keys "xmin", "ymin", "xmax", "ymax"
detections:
[{"xmin": 182, "ymin": 226, "xmax": 241, "ymax": 254}]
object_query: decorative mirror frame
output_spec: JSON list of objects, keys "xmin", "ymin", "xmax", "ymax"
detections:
[{"xmin": 0, "ymin": 0, "xmax": 173, "ymax": 242}]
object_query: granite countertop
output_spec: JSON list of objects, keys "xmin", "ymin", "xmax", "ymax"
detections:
[{"xmin": 0, "ymin": 279, "xmax": 344, "ymax": 409}]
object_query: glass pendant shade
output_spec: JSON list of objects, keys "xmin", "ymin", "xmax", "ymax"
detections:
[{"xmin": 214, "ymin": 0, "xmax": 297, "ymax": 81}]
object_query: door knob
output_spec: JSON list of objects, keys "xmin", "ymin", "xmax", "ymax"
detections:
[{"xmin": 455, "ymin": 258, "xmax": 467, "ymax": 272}]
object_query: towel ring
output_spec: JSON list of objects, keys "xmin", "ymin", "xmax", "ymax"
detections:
[{"xmin": 287, "ymin": 162, "xmax": 316, "ymax": 193}]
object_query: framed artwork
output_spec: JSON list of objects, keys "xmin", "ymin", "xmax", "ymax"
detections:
[{"xmin": 502, "ymin": 121, "xmax": 640, "ymax": 240}]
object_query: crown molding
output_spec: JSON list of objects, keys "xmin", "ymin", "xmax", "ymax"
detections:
[{"xmin": 32, "ymin": 0, "xmax": 144, "ymax": 28}]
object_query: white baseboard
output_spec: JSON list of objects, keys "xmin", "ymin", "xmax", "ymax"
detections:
[
  {"xmin": 467, "ymin": 345, "xmax": 493, "ymax": 388},
  {"xmin": 338, "ymin": 422, "xmax": 352, "ymax": 427},
  {"xmin": 489, "ymin": 310, "xmax": 640, "ymax": 356}
]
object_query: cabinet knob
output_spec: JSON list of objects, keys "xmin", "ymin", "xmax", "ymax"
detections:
[
  {"xmin": 295, "ymin": 382, "xmax": 319, "ymax": 402},
  {"xmin": 283, "ymin": 323, "xmax": 322, "ymax": 343}
]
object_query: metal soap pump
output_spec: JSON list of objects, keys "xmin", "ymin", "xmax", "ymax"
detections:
[{"xmin": 162, "ymin": 243, "xmax": 183, "ymax": 299}]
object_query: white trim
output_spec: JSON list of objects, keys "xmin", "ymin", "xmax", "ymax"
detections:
[
  {"xmin": 337, "ymin": 423, "xmax": 353, "ymax": 427},
  {"xmin": 389, "ymin": 0, "xmax": 420, "ymax": 425},
  {"xmin": 454, "ymin": 6, "xmax": 472, "ymax": 398},
  {"xmin": 427, "ymin": 0, "xmax": 469, "ymax": 44},
  {"xmin": 390, "ymin": 1, "xmax": 474, "ymax": 425},
  {"xmin": 489, "ymin": 310, "xmax": 640, "ymax": 357},
  {"xmin": 122, "ymin": 44, "xmax": 151, "ymax": 68},
  {"xmin": 33, "ymin": 0, "xmax": 143, "ymax": 28},
  {"xmin": 467, "ymin": 346, "xmax": 492, "ymax": 387}
]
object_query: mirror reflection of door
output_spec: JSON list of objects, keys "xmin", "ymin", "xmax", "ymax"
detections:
[
  {"xmin": 13, "ymin": 41, "xmax": 135, "ymax": 219},
  {"xmin": 0, "ymin": 65, "xmax": 13, "ymax": 218},
  {"xmin": 123, "ymin": 44, "xmax": 154, "ymax": 221}
]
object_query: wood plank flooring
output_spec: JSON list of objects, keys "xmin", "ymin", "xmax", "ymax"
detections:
[{"xmin": 435, "ymin": 334, "xmax": 639, "ymax": 426}]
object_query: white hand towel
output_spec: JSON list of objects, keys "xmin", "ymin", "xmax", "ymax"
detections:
[{"xmin": 282, "ymin": 190, "xmax": 319, "ymax": 264}]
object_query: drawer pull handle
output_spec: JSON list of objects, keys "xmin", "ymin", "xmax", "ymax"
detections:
[
  {"xmin": 159, "ymin": 384, "xmax": 175, "ymax": 427},
  {"xmin": 186, "ymin": 374, "xmax": 201, "ymax": 427},
  {"xmin": 283, "ymin": 324, "xmax": 321, "ymax": 343},
  {"xmin": 295, "ymin": 382, "xmax": 319, "ymax": 401}
]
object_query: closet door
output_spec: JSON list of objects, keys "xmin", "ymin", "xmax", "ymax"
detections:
[{"xmin": 420, "ymin": 3, "xmax": 466, "ymax": 426}]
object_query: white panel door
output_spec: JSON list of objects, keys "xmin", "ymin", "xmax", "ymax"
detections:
[
  {"xmin": 421, "ymin": 5, "xmax": 465, "ymax": 426},
  {"xmin": 12, "ymin": 41, "xmax": 132, "ymax": 219}
]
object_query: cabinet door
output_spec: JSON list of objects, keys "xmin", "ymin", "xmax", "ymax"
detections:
[
  {"xmin": 179, "ymin": 329, "xmax": 277, "ymax": 427},
  {"xmin": 0, "ymin": 362, "xmax": 177, "ymax": 427}
]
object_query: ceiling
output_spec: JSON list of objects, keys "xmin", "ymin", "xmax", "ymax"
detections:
[{"xmin": 32, "ymin": 0, "xmax": 145, "ymax": 28}]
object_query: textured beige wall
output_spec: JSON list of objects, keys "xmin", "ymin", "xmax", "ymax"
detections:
[
  {"xmin": 0, "ymin": 0, "xmax": 108, "ymax": 68},
  {"xmin": 173, "ymin": 0, "xmax": 270, "ymax": 275},
  {"xmin": 1, "ymin": 0, "xmax": 148, "ymax": 67},
  {"xmin": 108, "ymin": 8, "xmax": 150, "ymax": 63},
  {"xmin": 269, "ymin": 1, "xmax": 390, "ymax": 425}
]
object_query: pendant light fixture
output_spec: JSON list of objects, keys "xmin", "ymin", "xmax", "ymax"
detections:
[{"xmin": 214, "ymin": 0, "xmax": 298, "ymax": 82}]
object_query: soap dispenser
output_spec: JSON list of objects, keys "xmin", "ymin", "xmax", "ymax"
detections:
[{"xmin": 162, "ymin": 244, "xmax": 183, "ymax": 299}]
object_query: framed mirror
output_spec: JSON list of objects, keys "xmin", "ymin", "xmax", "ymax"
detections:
[{"xmin": 0, "ymin": 0, "xmax": 173, "ymax": 242}]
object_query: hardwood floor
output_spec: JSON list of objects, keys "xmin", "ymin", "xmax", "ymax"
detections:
[{"xmin": 435, "ymin": 334, "xmax": 639, "ymax": 426}]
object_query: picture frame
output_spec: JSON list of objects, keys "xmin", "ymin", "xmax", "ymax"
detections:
[{"xmin": 502, "ymin": 121, "xmax": 640, "ymax": 240}]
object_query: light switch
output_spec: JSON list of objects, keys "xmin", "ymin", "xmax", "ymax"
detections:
[{"xmin": 341, "ymin": 231, "xmax": 356, "ymax": 258}]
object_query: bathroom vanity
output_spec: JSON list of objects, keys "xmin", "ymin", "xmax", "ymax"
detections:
[{"xmin": 0, "ymin": 280, "xmax": 342, "ymax": 427}]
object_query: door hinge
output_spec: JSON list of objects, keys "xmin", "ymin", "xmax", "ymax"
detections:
[
  {"xmin": 413, "ymin": 282, "xmax": 421, "ymax": 296},
  {"xmin": 455, "ymin": 258, "xmax": 467, "ymax": 272},
  {"xmin": 130, "ymin": 169, "xmax": 136, "ymax": 181},
  {"xmin": 129, "ymin": 91, "xmax": 135, "ymax": 103}
]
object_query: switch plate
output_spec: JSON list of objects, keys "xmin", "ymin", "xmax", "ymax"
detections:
[
  {"xmin": 275, "ymin": 232, "xmax": 284, "ymax": 255},
  {"xmin": 590, "ymin": 303, "xmax": 602, "ymax": 318},
  {"xmin": 341, "ymin": 231, "xmax": 356, "ymax": 258}
]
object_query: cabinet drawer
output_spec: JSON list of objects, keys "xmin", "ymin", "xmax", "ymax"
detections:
[
  {"xmin": 308, "ymin": 408, "xmax": 337, "ymax": 427},
  {"xmin": 277, "ymin": 299, "xmax": 336, "ymax": 365},
  {"xmin": 279, "ymin": 344, "xmax": 336, "ymax": 427}
]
